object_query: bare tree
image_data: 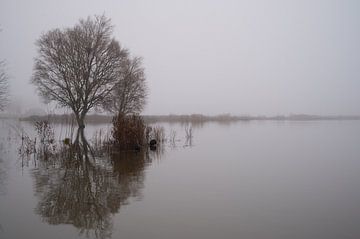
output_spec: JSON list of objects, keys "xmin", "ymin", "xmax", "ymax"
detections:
[
  {"xmin": 31, "ymin": 15, "xmax": 128, "ymax": 129},
  {"xmin": 0, "ymin": 60, "xmax": 9, "ymax": 111},
  {"xmin": 103, "ymin": 56, "xmax": 147, "ymax": 115}
]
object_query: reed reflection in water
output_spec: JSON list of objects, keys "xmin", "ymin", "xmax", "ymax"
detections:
[{"xmin": 30, "ymin": 129, "xmax": 157, "ymax": 239}]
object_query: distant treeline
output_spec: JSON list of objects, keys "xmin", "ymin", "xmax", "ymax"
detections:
[
  {"xmin": 19, "ymin": 114, "xmax": 112, "ymax": 124},
  {"xmin": 143, "ymin": 114, "xmax": 360, "ymax": 123},
  {"xmin": 17, "ymin": 113, "xmax": 360, "ymax": 124}
]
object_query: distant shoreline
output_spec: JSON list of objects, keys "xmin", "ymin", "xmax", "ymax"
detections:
[{"xmin": 6, "ymin": 113, "xmax": 360, "ymax": 124}]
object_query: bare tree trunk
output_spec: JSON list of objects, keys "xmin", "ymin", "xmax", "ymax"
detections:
[{"xmin": 75, "ymin": 112, "xmax": 86, "ymax": 129}]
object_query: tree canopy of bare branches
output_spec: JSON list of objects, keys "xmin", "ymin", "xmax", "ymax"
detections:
[
  {"xmin": 103, "ymin": 56, "xmax": 147, "ymax": 115},
  {"xmin": 32, "ymin": 15, "xmax": 129, "ymax": 128},
  {"xmin": 0, "ymin": 60, "xmax": 9, "ymax": 111}
]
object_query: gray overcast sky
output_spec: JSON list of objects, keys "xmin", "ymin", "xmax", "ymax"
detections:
[{"xmin": 0, "ymin": 0, "xmax": 359, "ymax": 115}]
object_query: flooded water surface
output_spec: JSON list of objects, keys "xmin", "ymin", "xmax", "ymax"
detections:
[{"xmin": 1, "ymin": 120, "xmax": 360, "ymax": 239}]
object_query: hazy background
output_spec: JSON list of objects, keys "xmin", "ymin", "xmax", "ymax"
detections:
[{"xmin": 0, "ymin": 0, "xmax": 359, "ymax": 116}]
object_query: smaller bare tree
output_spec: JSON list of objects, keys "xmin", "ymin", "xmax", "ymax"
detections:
[
  {"xmin": 0, "ymin": 60, "xmax": 9, "ymax": 111},
  {"xmin": 104, "ymin": 56, "xmax": 147, "ymax": 115}
]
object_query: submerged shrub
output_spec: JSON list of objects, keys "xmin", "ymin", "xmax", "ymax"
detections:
[
  {"xmin": 19, "ymin": 133, "xmax": 36, "ymax": 158},
  {"xmin": 111, "ymin": 114, "xmax": 146, "ymax": 151},
  {"xmin": 34, "ymin": 120, "xmax": 56, "ymax": 159},
  {"xmin": 34, "ymin": 120, "xmax": 55, "ymax": 145}
]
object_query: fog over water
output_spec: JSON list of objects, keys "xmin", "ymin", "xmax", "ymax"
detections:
[
  {"xmin": 1, "ymin": 0, "xmax": 360, "ymax": 115},
  {"xmin": 1, "ymin": 120, "xmax": 360, "ymax": 239}
]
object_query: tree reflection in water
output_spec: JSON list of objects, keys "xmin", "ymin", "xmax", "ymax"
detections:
[{"xmin": 31, "ymin": 129, "xmax": 156, "ymax": 238}]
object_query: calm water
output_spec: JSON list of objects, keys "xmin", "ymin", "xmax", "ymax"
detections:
[{"xmin": 1, "ymin": 120, "xmax": 360, "ymax": 239}]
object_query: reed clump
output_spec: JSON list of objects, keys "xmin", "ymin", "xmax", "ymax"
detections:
[{"xmin": 111, "ymin": 114, "xmax": 146, "ymax": 151}]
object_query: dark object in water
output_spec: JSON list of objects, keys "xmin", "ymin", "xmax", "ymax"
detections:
[
  {"xmin": 149, "ymin": 139, "xmax": 157, "ymax": 151},
  {"xmin": 63, "ymin": 138, "xmax": 70, "ymax": 145}
]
